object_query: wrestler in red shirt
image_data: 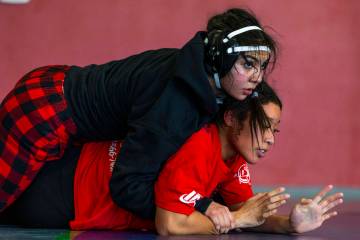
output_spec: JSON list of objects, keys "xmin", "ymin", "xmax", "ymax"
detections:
[{"xmin": 69, "ymin": 124, "xmax": 253, "ymax": 231}]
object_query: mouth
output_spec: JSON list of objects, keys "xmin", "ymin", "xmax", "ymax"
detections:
[
  {"xmin": 243, "ymin": 88, "xmax": 253, "ymax": 95},
  {"xmin": 256, "ymin": 149, "xmax": 267, "ymax": 158}
]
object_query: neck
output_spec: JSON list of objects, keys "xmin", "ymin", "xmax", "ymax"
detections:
[{"xmin": 217, "ymin": 124, "xmax": 237, "ymax": 162}]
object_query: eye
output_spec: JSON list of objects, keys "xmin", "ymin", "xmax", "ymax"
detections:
[
  {"xmin": 267, "ymin": 125, "xmax": 280, "ymax": 134},
  {"xmin": 260, "ymin": 60, "xmax": 269, "ymax": 70},
  {"xmin": 243, "ymin": 58, "xmax": 255, "ymax": 69},
  {"xmin": 244, "ymin": 62, "xmax": 254, "ymax": 69},
  {"xmin": 260, "ymin": 63, "xmax": 268, "ymax": 70}
]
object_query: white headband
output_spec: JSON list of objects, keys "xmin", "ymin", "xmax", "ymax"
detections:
[
  {"xmin": 223, "ymin": 26, "xmax": 263, "ymax": 43},
  {"xmin": 227, "ymin": 45, "xmax": 271, "ymax": 54}
]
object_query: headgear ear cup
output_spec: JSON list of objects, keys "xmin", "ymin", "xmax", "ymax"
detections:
[
  {"xmin": 216, "ymin": 34, "xmax": 239, "ymax": 78},
  {"xmin": 205, "ymin": 31, "xmax": 236, "ymax": 78},
  {"xmin": 204, "ymin": 31, "xmax": 236, "ymax": 90}
]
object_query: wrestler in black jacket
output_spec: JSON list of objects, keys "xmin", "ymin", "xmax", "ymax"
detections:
[{"xmin": 65, "ymin": 32, "xmax": 218, "ymax": 218}]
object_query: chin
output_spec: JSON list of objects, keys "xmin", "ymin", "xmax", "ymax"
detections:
[
  {"xmin": 244, "ymin": 155, "xmax": 258, "ymax": 165},
  {"xmin": 233, "ymin": 94, "xmax": 247, "ymax": 101}
]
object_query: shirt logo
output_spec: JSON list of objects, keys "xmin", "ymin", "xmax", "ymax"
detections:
[
  {"xmin": 108, "ymin": 141, "xmax": 122, "ymax": 173},
  {"xmin": 179, "ymin": 190, "xmax": 202, "ymax": 206},
  {"xmin": 234, "ymin": 164, "xmax": 251, "ymax": 184}
]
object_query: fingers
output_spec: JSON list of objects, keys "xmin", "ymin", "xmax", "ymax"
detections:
[
  {"xmin": 212, "ymin": 216, "xmax": 220, "ymax": 232},
  {"xmin": 251, "ymin": 192, "xmax": 266, "ymax": 200},
  {"xmin": 268, "ymin": 193, "xmax": 291, "ymax": 204},
  {"xmin": 314, "ymin": 188, "xmax": 344, "ymax": 214},
  {"xmin": 300, "ymin": 198, "xmax": 312, "ymax": 204},
  {"xmin": 215, "ymin": 214, "xmax": 230, "ymax": 234},
  {"xmin": 213, "ymin": 214, "xmax": 228, "ymax": 233},
  {"xmin": 322, "ymin": 198, "xmax": 343, "ymax": 213},
  {"xmin": 205, "ymin": 202, "xmax": 234, "ymax": 234},
  {"xmin": 258, "ymin": 187, "xmax": 290, "ymax": 219},
  {"xmin": 322, "ymin": 211, "xmax": 338, "ymax": 221},
  {"xmin": 219, "ymin": 209, "xmax": 233, "ymax": 233},
  {"xmin": 319, "ymin": 192, "xmax": 343, "ymax": 208},
  {"xmin": 225, "ymin": 206, "xmax": 236, "ymax": 229},
  {"xmin": 266, "ymin": 187, "xmax": 286, "ymax": 198},
  {"xmin": 257, "ymin": 187, "xmax": 286, "ymax": 204},
  {"xmin": 262, "ymin": 197, "xmax": 288, "ymax": 219},
  {"xmin": 313, "ymin": 185, "xmax": 333, "ymax": 203},
  {"xmin": 263, "ymin": 208, "xmax": 277, "ymax": 218},
  {"xmin": 266, "ymin": 199, "xmax": 288, "ymax": 212},
  {"xmin": 259, "ymin": 187, "xmax": 290, "ymax": 208}
]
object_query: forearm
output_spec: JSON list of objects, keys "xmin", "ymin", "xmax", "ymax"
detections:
[
  {"xmin": 156, "ymin": 207, "xmax": 218, "ymax": 235},
  {"xmin": 245, "ymin": 215, "xmax": 295, "ymax": 234}
]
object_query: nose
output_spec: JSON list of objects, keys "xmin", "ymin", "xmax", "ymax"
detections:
[
  {"xmin": 264, "ymin": 131, "xmax": 275, "ymax": 146},
  {"xmin": 249, "ymin": 68, "xmax": 264, "ymax": 84},
  {"xmin": 265, "ymin": 138, "xmax": 274, "ymax": 146}
]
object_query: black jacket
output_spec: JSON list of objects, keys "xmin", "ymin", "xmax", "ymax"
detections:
[{"xmin": 64, "ymin": 32, "xmax": 218, "ymax": 218}]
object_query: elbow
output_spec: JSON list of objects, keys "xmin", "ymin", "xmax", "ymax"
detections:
[
  {"xmin": 156, "ymin": 226, "xmax": 170, "ymax": 236},
  {"xmin": 155, "ymin": 210, "xmax": 183, "ymax": 236},
  {"xmin": 155, "ymin": 218, "xmax": 177, "ymax": 236},
  {"xmin": 155, "ymin": 216, "xmax": 168, "ymax": 236}
]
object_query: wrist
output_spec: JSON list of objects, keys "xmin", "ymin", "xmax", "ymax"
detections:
[
  {"xmin": 232, "ymin": 211, "xmax": 251, "ymax": 229},
  {"xmin": 195, "ymin": 197, "xmax": 213, "ymax": 214},
  {"xmin": 286, "ymin": 217, "xmax": 297, "ymax": 234}
]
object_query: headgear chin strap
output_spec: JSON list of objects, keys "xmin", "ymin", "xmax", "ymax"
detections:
[
  {"xmin": 214, "ymin": 73, "xmax": 221, "ymax": 89},
  {"xmin": 205, "ymin": 25, "xmax": 271, "ymax": 90}
]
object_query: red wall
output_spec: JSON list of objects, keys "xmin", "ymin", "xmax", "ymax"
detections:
[{"xmin": 1, "ymin": 0, "xmax": 359, "ymax": 187}]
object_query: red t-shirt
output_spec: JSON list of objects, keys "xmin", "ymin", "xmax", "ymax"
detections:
[
  {"xmin": 69, "ymin": 141, "xmax": 154, "ymax": 231},
  {"xmin": 70, "ymin": 124, "xmax": 253, "ymax": 230},
  {"xmin": 155, "ymin": 124, "xmax": 253, "ymax": 215}
]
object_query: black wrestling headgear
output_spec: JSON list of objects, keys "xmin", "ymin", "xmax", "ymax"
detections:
[{"xmin": 204, "ymin": 26, "xmax": 270, "ymax": 89}]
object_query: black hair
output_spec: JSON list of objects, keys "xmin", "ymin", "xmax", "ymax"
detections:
[
  {"xmin": 216, "ymin": 81, "xmax": 282, "ymax": 145},
  {"xmin": 205, "ymin": 8, "xmax": 278, "ymax": 78}
]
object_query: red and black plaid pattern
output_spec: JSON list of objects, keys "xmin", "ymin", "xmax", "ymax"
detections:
[{"xmin": 0, "ymin": 65, "xmax": 77, "ymax": 212}]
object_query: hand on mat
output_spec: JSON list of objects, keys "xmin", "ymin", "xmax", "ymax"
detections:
[
  {"xmin": 234, "ymin": 187, "xmax": 290, "ymax": 229},
  {"xmin": 289, "ymin": 185, "xmax": 344, "ymax": 233},
  {"xmin": 205, "ymin": 201, "xmax": 235, "ymax": 234}
]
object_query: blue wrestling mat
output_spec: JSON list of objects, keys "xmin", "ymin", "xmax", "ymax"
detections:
[{"xmin": 1, "ymin": 188, "xmax": 359, "ymax": 240}]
